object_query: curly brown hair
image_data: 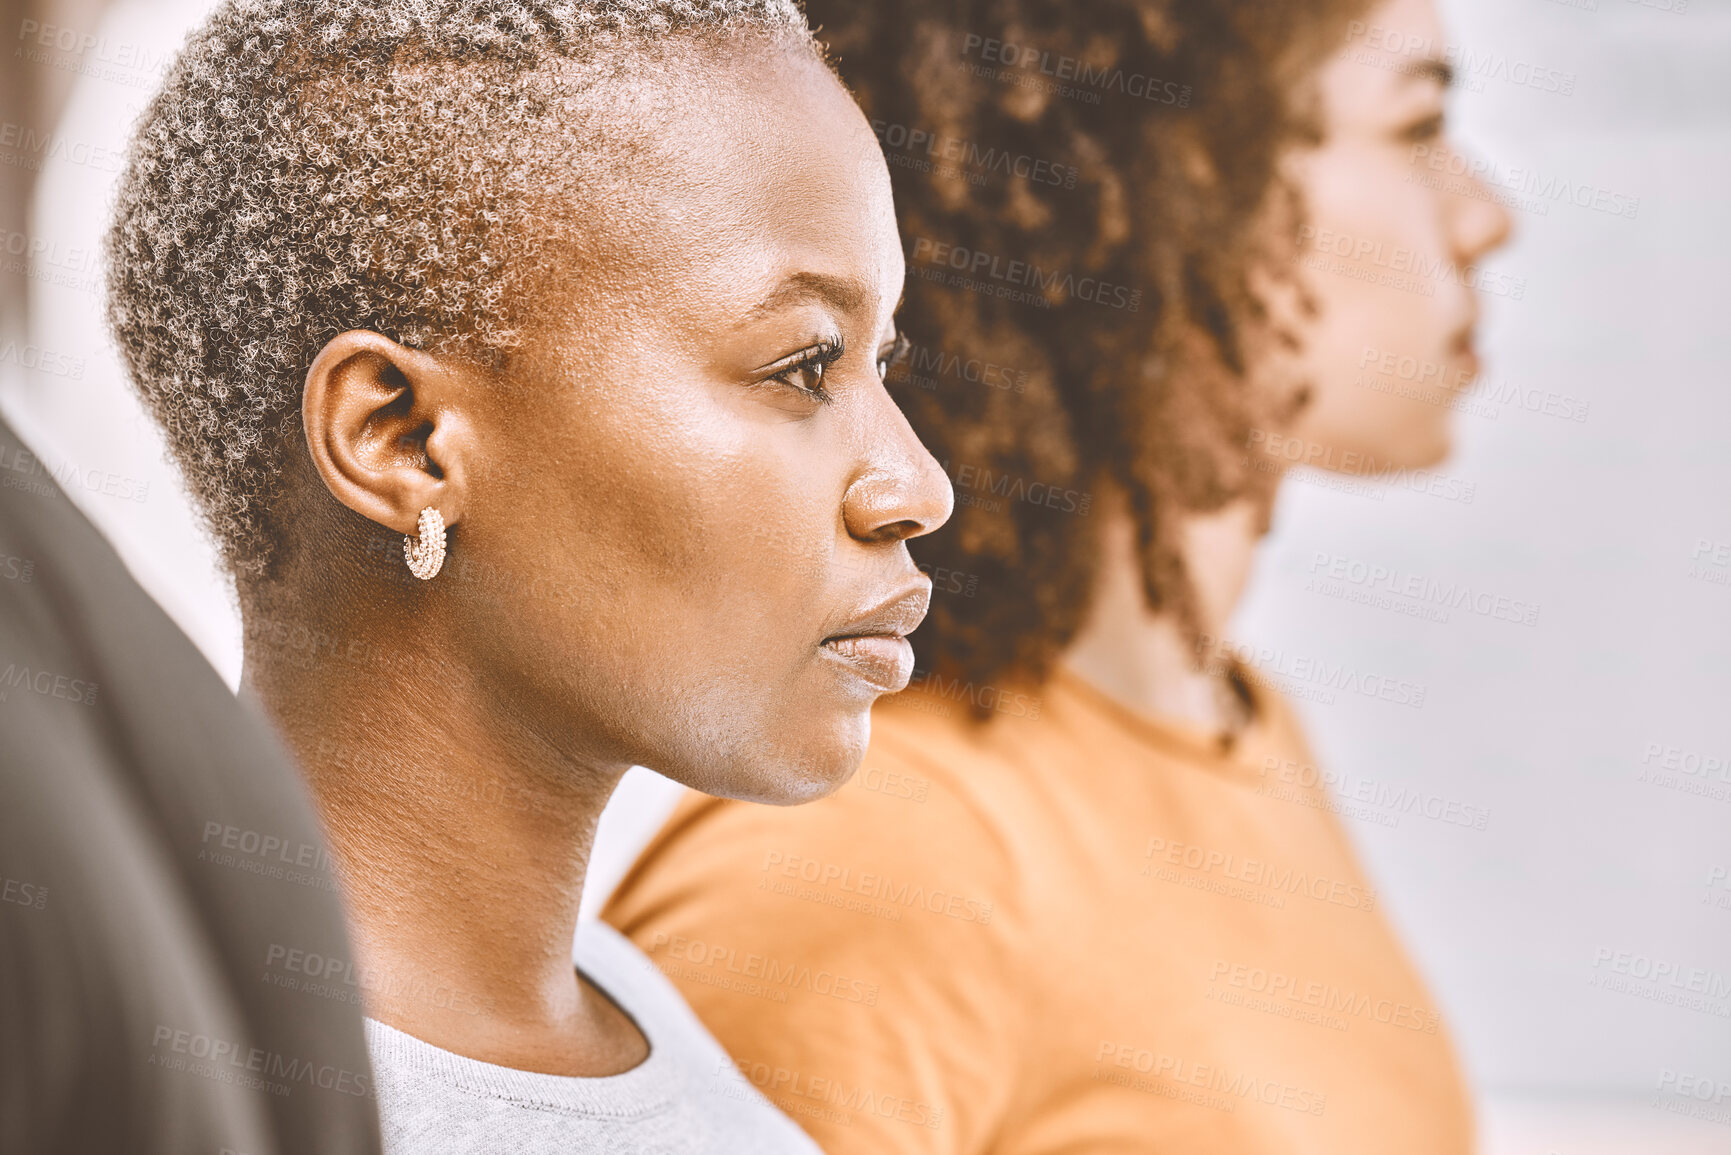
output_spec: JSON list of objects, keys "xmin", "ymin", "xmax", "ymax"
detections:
[{"xmin": 803, "ymin": 0, "xmax": 1369, "ymax": 706}]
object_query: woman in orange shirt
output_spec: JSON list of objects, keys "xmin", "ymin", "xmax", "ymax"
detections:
[{"xmin": 606, "ymin": 0, "xmax": 1513, "ymax": 1151}]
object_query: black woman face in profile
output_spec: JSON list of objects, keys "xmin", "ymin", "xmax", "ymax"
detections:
[{"xmin": 112, "ymin": 10, "xmax": 953, "ymax": 807}]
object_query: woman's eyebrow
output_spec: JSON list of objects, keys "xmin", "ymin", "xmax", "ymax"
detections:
[{"xmin": 739, "ymin": 271, "xmax": 875, "ymax": 325}]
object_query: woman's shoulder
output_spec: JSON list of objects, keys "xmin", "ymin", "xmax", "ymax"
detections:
[
  {"xmin": 600, "ymin": 702, "xmax": 1046, "ymax": 989},
  {"xmin": 600, "ymin": 746, "xmax": 1039, "ymax": 1153}
]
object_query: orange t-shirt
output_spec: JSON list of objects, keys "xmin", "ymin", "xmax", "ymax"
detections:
[{"xmin": 604, "ymin": 666, "xmax": 1473, "ymax": 1154}]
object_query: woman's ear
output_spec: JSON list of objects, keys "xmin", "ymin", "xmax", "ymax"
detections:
[{"xmin": 301, "ymin": 330, "xmax": 474, "ymax": 536}]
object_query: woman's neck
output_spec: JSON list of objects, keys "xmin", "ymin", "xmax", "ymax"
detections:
[
  {"xmin": 1064, "ymin": 496, "xmax": 1263, "ymax": 736},
  {"xmin": 240, "ymin": 612, "xmax": 647, "ymax": 1076}
]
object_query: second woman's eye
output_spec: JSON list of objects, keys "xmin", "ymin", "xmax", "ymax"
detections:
[
  {"xmin": 877, "ymin": 332, "xmax": 911, "ymax": 380},
  {"xmin": 1399, "ymin": 111, "xmax": 1446, "ymax": 145}
]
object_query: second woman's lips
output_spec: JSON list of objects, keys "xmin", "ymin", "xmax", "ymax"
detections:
[{"xmin": 1450, "ymin": 324, "xmax": 1481, "ymax": 383}]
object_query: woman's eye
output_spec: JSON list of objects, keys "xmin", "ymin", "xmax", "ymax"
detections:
[
  {"xmin": 762, "ymin": 340, "xmax": 842, "ymax": 404},
  {"xmin": 771, "ymin": 358, "xmax": 827, "ymax": 396},
  {"xmin": 877, "ymin": 333, "xmax": 911, "ymax": 380},
  {"xmin": 1400, "ymin": 112, "xmax": 1446, "ymax": 144}
]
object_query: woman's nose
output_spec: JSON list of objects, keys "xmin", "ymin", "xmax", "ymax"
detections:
[
  {"xmin": 1450, "ymin": 162, "xmax": 1516, "ymax": 266},
  {"xmin": 842, "ymin": 412, "xmax": 954, "ymax": 545}
]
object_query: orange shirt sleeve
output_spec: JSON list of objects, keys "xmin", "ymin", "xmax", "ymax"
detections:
[{"xmin": 603, "ymin": 752, "xmax": 1029, "ymax": 1155}]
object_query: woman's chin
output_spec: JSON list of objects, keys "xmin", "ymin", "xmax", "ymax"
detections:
[
  {"xmin": 1319, "ymin": 419, "xmax": 1455, "ymax": 474},
  {"xmin": 1396, "ymin": 423, "xmax": 1455, "ymax": 470},
  {"xmin": 690, "ymin": 718, "xmax": 870, "ymax": 806}
]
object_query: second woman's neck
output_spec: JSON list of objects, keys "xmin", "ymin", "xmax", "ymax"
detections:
[{"xmin": 1064, "ymin": 496, "xmax": 1263, "ymax": 736}]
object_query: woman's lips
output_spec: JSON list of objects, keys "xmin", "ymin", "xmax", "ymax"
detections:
[
  {"xmin": 1451, "ymin": 329, "xmax": 1481, "ymax": 384},
  {"xmin": 820, "ymin": 582, "xmax": 930, "ymax": 692},
  {"xmin": 820, "ymin": 634, "xmax": 916, "ymax": 692},
  {"xmin": 1454, "ymin": 344, "xmax": 1481, "ymax": 384}
]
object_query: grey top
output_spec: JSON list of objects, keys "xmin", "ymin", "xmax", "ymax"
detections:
[{"xmin": 365, "ymin": 922, "xmax": 822, "ymax": 1154}]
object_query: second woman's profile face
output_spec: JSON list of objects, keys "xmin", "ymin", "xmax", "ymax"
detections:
[
  {"xmin": 1278, "ymin": 0, "xmax": 1514, "ymax": 471},
  {"xmin": 445, "ymin": 46, "xmax": 951, "ymax": 802}
]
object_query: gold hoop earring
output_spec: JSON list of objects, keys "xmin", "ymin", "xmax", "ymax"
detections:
[{"xmin": 404, "ymin": 506, "xmax": 446, "ymax": 580}]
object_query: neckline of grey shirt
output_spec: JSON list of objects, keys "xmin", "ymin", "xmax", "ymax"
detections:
[{"xmin": 362, "ymin": 921, "xmax": 822, "ymax": 1153}]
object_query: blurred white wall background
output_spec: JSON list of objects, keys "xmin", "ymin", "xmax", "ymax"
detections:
[
  {"xmin": 2, "ymin": 0, "xmax": 1725, "ymax": 1150},
  {"xmin": 1235, "ymin": 0, "xmax": 1731, "ymax": 1144}
]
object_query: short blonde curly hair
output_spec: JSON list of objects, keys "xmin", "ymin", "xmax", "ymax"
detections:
[{"xmin": 106, "ymin": 0, "xmax": 812, "ymax": 579}]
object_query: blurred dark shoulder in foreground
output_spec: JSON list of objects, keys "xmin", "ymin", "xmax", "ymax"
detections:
[{"xmin": 0, "ymin": 416, "xmax": 380, "ymax": 1155}]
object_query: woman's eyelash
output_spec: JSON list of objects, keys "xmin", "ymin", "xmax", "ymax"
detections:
[{"xmin": 765, "ymin": 339, "xmax": 844, "ymax": 403}]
